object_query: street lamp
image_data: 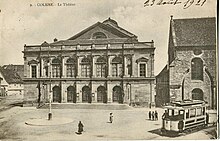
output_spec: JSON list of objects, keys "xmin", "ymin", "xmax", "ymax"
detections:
[{"xmin": 47, "ymin": 61, "xmax": 52, "ymax": 120}]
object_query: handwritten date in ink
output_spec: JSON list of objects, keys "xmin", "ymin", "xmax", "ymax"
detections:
[{"xmin": 144, "ymin": 0, "xmax": 207, "ymax": 9}]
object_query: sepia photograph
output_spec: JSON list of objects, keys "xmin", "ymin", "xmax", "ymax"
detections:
[{"xmin": 0, "ymin": 0, "xmax": 218, "ymax": 140}]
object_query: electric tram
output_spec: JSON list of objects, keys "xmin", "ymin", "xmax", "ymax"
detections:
[{"xmin": 161, "ymin": 100, "xmax": 207, "ymax": 133}]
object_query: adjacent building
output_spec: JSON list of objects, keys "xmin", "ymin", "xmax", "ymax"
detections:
[
  {"xmin": 0, "ymin": 65, "xmax": 24, "ymax": 98},
  {"xmin": 156, "ymin": 16, "xmax": 216, "ymax": 109},
  {"xmin": 23, "ymin": 18, "xmax": 155, "ymax": 106}
]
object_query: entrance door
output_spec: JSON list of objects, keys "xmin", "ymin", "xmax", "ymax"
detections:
[
  {"xmin": 53, "ymin": 86, "xmax": 61, "ymax": 103},
  {"xmin": 82, "ymin": 86, "xmax": 91, "ymax": 103},
  {"xmin": 67, "ymin": 86, "xmax": 76, "ymax": 103},
  {"xmin": 113, "ymin": 86, "xmax": 123, "ymax": 104},
  {"xmin": 192, "ymin": 88, "xmax": 203, "ymax": 100},
  {"xmin": 97, "ymin": 86, "xmax": 107, "ymax": 103}
]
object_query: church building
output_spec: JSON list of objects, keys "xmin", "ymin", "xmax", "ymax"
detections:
[
  {"xmin": 23, "ymin": 18, "xmax": 155, "ymax": 106},
  {"xmin": 156, "ymin": 16, "xmax": 216, "ymax": 109}
]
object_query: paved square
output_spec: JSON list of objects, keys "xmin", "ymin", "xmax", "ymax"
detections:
[{"xmin": 0, "ymin": 107, "xmax": 212, "ymax": 141}]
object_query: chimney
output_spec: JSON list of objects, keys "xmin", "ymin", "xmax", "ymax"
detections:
[{"xmin": 54, "ymin": 38, "xmax": 58, "ymax": 42}]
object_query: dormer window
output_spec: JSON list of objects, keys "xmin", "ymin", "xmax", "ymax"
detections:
[{"xmin": 92, "ymin": 32, "xmax": 107, "ymax": 39}]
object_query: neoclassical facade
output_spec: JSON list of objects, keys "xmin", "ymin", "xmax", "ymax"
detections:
[{"xmin": 23, "ymin": 18, "xmax": 155, "ymax": 106}]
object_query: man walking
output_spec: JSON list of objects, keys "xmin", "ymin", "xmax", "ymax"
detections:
[
  {"xmin": 155, "ymin": 110, "xmax": 158, "ymax": 120},
  {"xmin": 149, "ymin": 111, "xmax": 151, "ymax": 120},
  {"xmin": 109, "ymin": 113, "xmax": 113, "ymax": 123}
]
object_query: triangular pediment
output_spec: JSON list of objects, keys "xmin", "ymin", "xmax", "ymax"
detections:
[{"xmin": 68, "ymin": 19, "xmax": 137, "ymax": 41}]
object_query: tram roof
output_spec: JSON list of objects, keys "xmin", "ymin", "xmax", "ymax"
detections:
[{"xmin": 165, "ymin": 100, "xmax": 205, "ymax": 109}]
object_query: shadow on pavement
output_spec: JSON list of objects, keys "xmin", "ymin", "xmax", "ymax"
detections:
[{"xmin": 148, "ymin": 128, "xmax": 181, "ymax": 138}]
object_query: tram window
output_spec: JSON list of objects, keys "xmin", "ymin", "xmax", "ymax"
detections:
[
  {"xmin": 179, "ymin": 110, "xmax": 184, "ymax": 115},
  {"xmin": 186, "ymin": 110, "xmax": 189, "ymax": 119},
  {"xmin": 203, "ymin": 107, "xmax": 205, "ymax": 115},
  {"xmin": 190, "ymin": 109, "xmax": 196, "ymax": 118},
  {"xmin": 172, "ymin": 110, "xmax": 174, "ymax": 116},
  {"xmin": 174, "ymin": 109, "xmax": 178, "ymax": 115},
  {"xmin": 168, "ymin": 109, "xmax": 172, "ymax": 116},
  {"xmin": 196, "ymin": 108, "xmax": 202, "ymax": 116}
]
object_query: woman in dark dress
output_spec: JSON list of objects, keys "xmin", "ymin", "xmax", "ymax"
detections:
[{"xmin": 78, "ymin": 121, "xmax": 84, "ymax": 133}]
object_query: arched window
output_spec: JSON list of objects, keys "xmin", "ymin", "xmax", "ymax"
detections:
[
  {"xmin": 28, "ymin": 60, "xmax": 38, "ymax": 78},
  {"xmin": 66, "ymin": 58, "xmax": 76, "ymax": 77},
  {"xmin": 92, "ymin": 32, "xmax": 107, "ymax": 39},
  {"xmin": 191, "ymin": 58, "xmax": 203, "ymax": 80},
  {"xmin": 52, "ymin": 58, "xmax": 61, "ymax": 78},
  {"xmin": 192, "ymin": 88, "xmax": 203, "ymax": 100},
  {"xmin": 96, "ymin": 56, "xmax": 106, "ymax": 77},
  {"xmin": 112, "ymin": 56, "xmax": 122, "ymax": 77},
  {"xmin": 81, "ymin": 57, "xmax": 91, "ymax": 77},
  {"xmin": 136, "ymin": 57, "xmax": 148, "ymax": 77}
]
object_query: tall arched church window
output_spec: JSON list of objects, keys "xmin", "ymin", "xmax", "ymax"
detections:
[
  {"xmin": 81, "ymin": 57, "xmax": 91, "ymax": 77},
  {"xmin": 112, "ymin": 56, "xmax": 122, "ymax": 77},
  {"xmin": 191, "ymin": 58, "xmax": 203, "ymax": 81},
  {"xmin": 92, "ymin": 32, "xmax": 107, "ymax": 39},
  {"xmin": 52, "ymin": 58, "xmax": 61, "ymax": 78},
  {"xmin": 66, "ymin": 58, "xmax": 76, "ymax": 77},
  {"xmin": 96, "ymin": 56, "xmax": 106, "ymax": 77}
]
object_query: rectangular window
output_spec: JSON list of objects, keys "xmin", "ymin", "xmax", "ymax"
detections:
[
  {"xmin": 139, "ymin": 64, "xmax": 146, "ymax": 77},
  {"xmin": 66, "ymin": 65, "xmax": 75, "ymax": 77},
  {"xmin": 96, "ymin": 65, "xmax": 101, "ymax": 77},
  {"xmin": 190, "ymin": 109, "xmax": 196, "ymax": 118},
  {"xmin": 31, "ymin": 65, "xmax": 37, "ymax": 78},
  {"xmin": 112, "ymin": 64, "xmax": 117, "ymax": 77},
  {"xmin": 196, "ymin": 108, "xmax": 202, "ymax": 116},
  {"xmin": 52, "ymin": 65, "xmax": 60, "ymax": 78},
  {"xmin": 81, "ymin": 65, "xmax": 90, "ymax": 77}
]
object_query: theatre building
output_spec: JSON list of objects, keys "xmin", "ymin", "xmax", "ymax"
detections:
[{"xmin": 23, "ymin": 18, "xmax": 155, "ymax": 106}]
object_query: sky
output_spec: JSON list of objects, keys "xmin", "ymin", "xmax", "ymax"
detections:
[{"xmin": 0, "ymin": 0, "xmax": 216, "ymax": 75}]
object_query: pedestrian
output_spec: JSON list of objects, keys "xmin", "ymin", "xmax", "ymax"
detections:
[
  {"xmin": 155, "ymin": 110, "xmax": 158, "ymax": 120},
  {"xmin": 109, "ymin": 112, "xmax": 113, "ymax": 123},
  {"xmin": 152, "ymin": 111, "xmax": 155, "ymax": 121},
  {"xmin": 149, "ymin": 111, "xmax": 151, "ymax": 120},
  {"xmin": 78, "ymin": 121, "xmax": 84, "ymax": 134}
]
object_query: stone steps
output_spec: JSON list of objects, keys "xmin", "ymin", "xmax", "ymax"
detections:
[{"xmin": 39, "ymin": 103, "xmax": 132, "ymax": 110}]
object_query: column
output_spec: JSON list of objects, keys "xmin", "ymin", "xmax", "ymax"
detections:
[
  {"xmin": 76, "ymin": 83, "xmax": 82, "ymax": 102},
  {"xmin": 41, "ymin": 58, "xmax": 44, "ymax": 77},
  {"xmin": 77, "ymin": 56, "xmax": 82, "ymax": 78},
  {"xmin": 92, "ymin": 56, "xmax": 96, "ymax": 77},
  {"xmin": 124, "ymin": 56, "xmax": 129, "ymax": 77},
  {"xmin": 62, "ymin": 57, "xmax": 65, "ymax": 78},
  {"xmin": 91, "ymin": 83, "xmax": 96, "ymax": 102},
  {"xmin": 131, "ymin": 55, "xmax": 135, "ymax": 77},
  {"xmin": 151, "ymin": 53, "xmax": 154, "ymax": 77},
  {"xmin": 108, "ymin": 56, "xmax": 113, "ymax": 77},
  {"xmin": 107, "ymin": 83, "xmax": 113, "ymax": 103},
  {"xmin": 49, "ymin": 58, "xmax": 52, "ymax": 78},
  {"xmin": 61, "ymin": 82, "xmax": 66, "ymax": 103}
]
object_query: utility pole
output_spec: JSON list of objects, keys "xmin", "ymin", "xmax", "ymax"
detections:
[{"xmin": 48, "ymin": 49, "xmax": 52, "ymax": 120}]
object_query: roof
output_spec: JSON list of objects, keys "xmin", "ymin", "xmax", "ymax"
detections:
[
  {"xmin": 0, "ymin": 65, "xmax": 23, "ymax": 84},
  {"xmin": 51, "ymin": 38, "xmax": 138, "ymax": 46},
  {"xmin": 172, "ymin": 100, "xmax": 205, "ymax": 107},
  {"xmin": 68, "ymin": 18, "xmax": 137, "ymax": 40},
  {"xmin": 171, "ymin": 17, "xmax": 216, "ymax": 47},
  {"xmin": 156, "ymin": 65, "xmax": 168, "ymax": 78},
  {"xmin": 2, "ymin": 65, "xmax": 24, "ymax": 79}
]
